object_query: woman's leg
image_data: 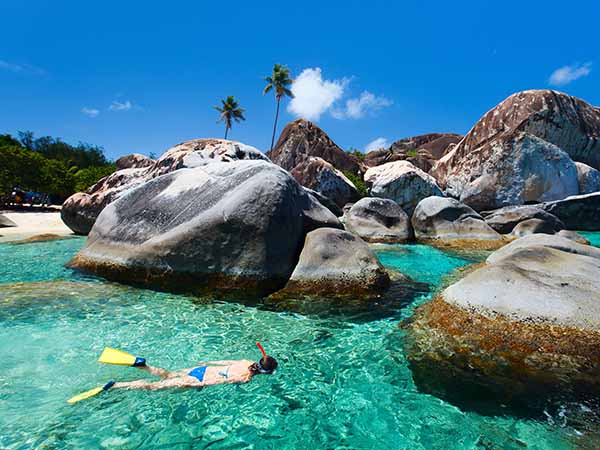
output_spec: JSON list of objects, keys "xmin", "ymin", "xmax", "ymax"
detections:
[
  {"xmin": 136, "ymin": 365, "xmax": 171, "ymax": 378},
  {"xmin": 113, "ymin": 377, "xmax": 197, "ymax": 390}
]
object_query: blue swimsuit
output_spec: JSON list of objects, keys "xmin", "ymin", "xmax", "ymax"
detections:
[
  {"xmin": 188, "ymin": 366, "xmax": 207, "ymax": 382},
  {"xmin": 188, "ymin": 365, "xmax": 230, "ymax": 382}
]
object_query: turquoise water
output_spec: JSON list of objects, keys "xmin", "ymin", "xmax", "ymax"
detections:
[
  {"xmin": 0, "ymin": 238, "xmax": 586, "ymax": 449},
  {"xmin": 579, "ymin": 231, "xmax": 600, "ymax": 248}
]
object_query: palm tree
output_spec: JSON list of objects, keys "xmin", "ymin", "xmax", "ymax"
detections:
[
  {"xmin": 263, "ymin": 64, "xmax": 294, "ymax": 151},
  {"xmin": 214, "ymin": 96, "xmax": 246, "ymax": 139}
]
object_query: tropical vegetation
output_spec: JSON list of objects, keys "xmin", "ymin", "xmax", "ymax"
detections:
[
  {"xmin": 214, "ymin": 96, "xmax": 246, "ymax": 139},
  {"xmin": 0, "ymin": 132, "xmax": 115, "ymax": 204},
  {"xmin": 263, "ymin": 64, "xmax": 294, "ymax": 151},
  {"xmin": 342, "ymin": 170, "xmax": 368, "ymax": 197}
]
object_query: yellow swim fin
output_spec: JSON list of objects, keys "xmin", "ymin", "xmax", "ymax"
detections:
[
  {"xmin": 67, "ymin": 381, "xmax": 115, "ymax": 404},
  {"xmin": 98, "ymin": 347, "xmax": 146, "ymax": 366}
]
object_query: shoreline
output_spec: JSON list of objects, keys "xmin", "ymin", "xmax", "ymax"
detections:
[{"xmin": 0, "ymin": 211, "xmax": 74, "ymax": 243}]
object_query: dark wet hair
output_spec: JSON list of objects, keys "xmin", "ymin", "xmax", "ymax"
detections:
[{"xmin": 251, "ymin": 356, "xmax": 278, "ymax": 374}]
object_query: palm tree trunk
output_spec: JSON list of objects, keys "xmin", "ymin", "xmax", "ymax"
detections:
[
  {"xmin": 224, "ymin": 125, "xmax": 229, "ymax": 140},
  {"xmin": 270, "ymin": 97, "xmax": 281, "ymax": 151}
]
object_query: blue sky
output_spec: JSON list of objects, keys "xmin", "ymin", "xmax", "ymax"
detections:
[{"xmin": 1, "ymin": 0, "xmax": 598, "ymax": 160}]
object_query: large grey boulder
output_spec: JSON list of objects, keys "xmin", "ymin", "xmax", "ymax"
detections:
[
  {"xmin": 68, "ymin": 161, "xmax": 341, "ymax": 297},
  {"xmin": 344, "ymin": 197, "xmax": 411, "ymax": 243},
  {"xmin": 406, "ymin": 234, "xmax": 600, "ymax": 407},
  {"xmin": 432, "ymin": 90, "xmax": 600, "ymax": 212},
  {"xmin": 510, "ymin": 218, "xmax": 562, "ymax": 238},
  {"xmin": 61, "ymin": 139, "xmax": 269, "ymax": 235},
  {"xmin": 575, "ymin": 162, "xmax": 600, "ymax": 194},
  {"xmin": 365, "ymin": 160, "xmax": 443, "ymax": 215},
  {"xmin": 542, "ymin": 192, "xmax": 600, "ymax": 231},
  {"xmin": 303, "ymin": 188, "xmax": 343, "ymax": 217},
  {"xmin": 61, "ymin": 167, "xmax": 148, "ymax": 235},
  {"xmin": 411, "ymin": 196, "xmax": 502, "ymax": 243},
  {"xmin": 275, "ymin": 228, "xmax": 390, "ymax": 297},
  {"xmin": 0, "ymin": 213, "xmax": 17, "ymax": 228},
  {"xmin": 433, "ymin": 132, "xmax": 579, "ymax": 211},
  {"xmin": 290, "ymin": 157, "xmax": 359, "ymax": 207},
  {"xmin": 481, "ymin": 205, "xmax": 564, "ymax": 234}
]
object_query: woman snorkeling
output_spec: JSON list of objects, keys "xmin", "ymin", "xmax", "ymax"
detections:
[{"xmin": 68, "ymin": 342, "xmax": 277, "ymax": 403}]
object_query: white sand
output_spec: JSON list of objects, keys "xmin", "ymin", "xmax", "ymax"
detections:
[{"xmin": 0, "ymin": 212, "xmax": 73, "ymax": 242}]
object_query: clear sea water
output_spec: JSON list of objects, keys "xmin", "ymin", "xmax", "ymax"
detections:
[{"xmin": 1, "ymin": 235, "xmax": 599, "ymax": 449}]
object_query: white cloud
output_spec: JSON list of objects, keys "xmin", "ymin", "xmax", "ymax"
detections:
[
  {"xmin": 0, "ymin": 59, "xmax": 45, "ymax": 75},
  {"xmin": 287, "ymin": 68, "xmax": 348, "ymax": 121},
  {"xmin": 81, "ymin": 107, "xmax": 100, "ymax": 118},
  {"xmin": 334, "ymin": 91, "xmax": 392, "ymax": 119},
  {"xmin": 109, "ymin": 100, "xmax": 133, "ymax": 111},
  {"xmin": 548, "ymin": 62, "xmax": 592, "ymax": 86},
  {"xmin": 364, "ymin": 137, "xmax": 389, "ymax": 152}
]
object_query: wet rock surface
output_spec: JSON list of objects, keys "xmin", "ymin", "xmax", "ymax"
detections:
[
  {"xmin": 405, "ymin": 234, "xmax": 600, "ymax": 411},
  {"xmin": 274, "ymin": 228, "xmax": 390, "ymax": 297}
]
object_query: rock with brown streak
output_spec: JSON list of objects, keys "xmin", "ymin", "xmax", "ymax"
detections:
[
  {"xmin": 432, "ymin": 90, "xmax": 600, "ymax": 210},
  {"xmin": 405, "ymin": 234, "xmax": 600, "ymax": 411}
]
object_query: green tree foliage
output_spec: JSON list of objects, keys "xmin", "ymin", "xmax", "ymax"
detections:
[
  {"xmin": 0, "ymin": 132, "xmax": 115, "ymax": 203},
  {"xmin": 345, "ymin": 147, "xmax": 366, "ymax": 160},
  {"xmin": 214, "ymin": 96, "xmax": 246, "ymax": 139},
  {"xmin": 342, "ymin": 170, "xmax": 368, "ymax": 198},
  {"xmin": 406, "ymin": 148, "xmax": 418, "ymax": 158}
]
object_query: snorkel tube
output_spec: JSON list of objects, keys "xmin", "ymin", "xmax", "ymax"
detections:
[{"xmin": 256, "ymin": 341, "xmax": 274, "ymax": 374}]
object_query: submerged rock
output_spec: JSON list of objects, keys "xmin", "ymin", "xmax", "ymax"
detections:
[
  {"xmin": 411, "ymin": 196, "xmax": 503, "ymax": 246},
  {"xmin": 61, "ymin": 139, "xmax": 268, "ymax": 235},
  {"xmin": 68, "ymin": 160, "xmax": 341, "ymax": 297},
  {"xmin": 365, "ymin": 161, "xmax": 443, "ymax": 215},
  {"xmin": 405, "ymin": 234, "xmax": 600, "ymax": 410},
  {"xmin": 542, "ymin": 192, "xmax": 600, "ymax": 231},
  {"xmin": 274, "ymin": 228, "xmax": 390, "ymax": 297},
  {"xmin": 291, "ymin": 157, "xmax": 359, "ymax": 207},
  {"xmin": 344, "ymin": 197, "xmax": 411, "ymax": 243},
  {"xmin": 481, "ymin": 205, "xmax": 564, "ymax": 234}
]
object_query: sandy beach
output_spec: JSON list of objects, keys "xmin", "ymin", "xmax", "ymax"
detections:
[{"xmin": 0, "ymin": 211, "xmax": 73, "ymax": 242}]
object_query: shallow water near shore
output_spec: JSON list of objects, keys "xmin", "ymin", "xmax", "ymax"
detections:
[{"xmin": 1, "ymin": 236, "xmax": 599, "ymax": 449}]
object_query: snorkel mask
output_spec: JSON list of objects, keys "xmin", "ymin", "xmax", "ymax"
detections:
[{"xmin": 256, "ymin": 342, "xmax": 276, "ymax": 374}]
